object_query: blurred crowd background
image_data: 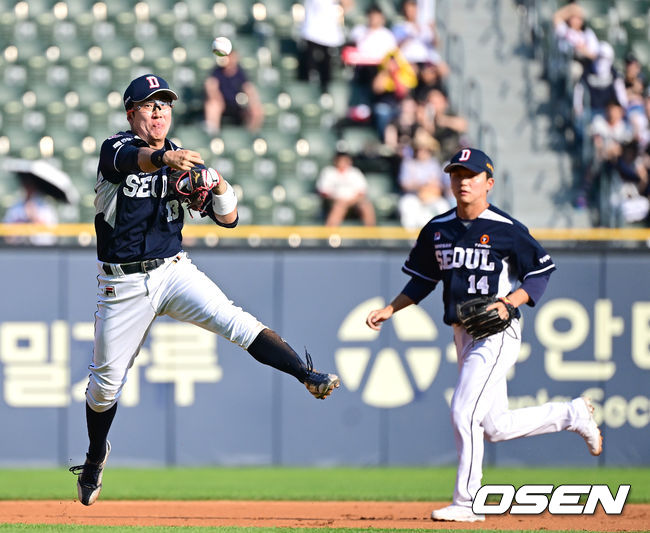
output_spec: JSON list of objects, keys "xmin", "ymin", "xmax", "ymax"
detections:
[{"xmin": 1, "ymin": 0, "xmax": 650, "ymax": 237}]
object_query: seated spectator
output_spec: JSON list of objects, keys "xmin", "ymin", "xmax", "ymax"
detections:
[
  {"xmin": 383, "ymin": 96, "xmax": 424, "ymax": 156},
  {"xmin": 419, "ymin": 88, "xmax": 468, "ymax": 160},
  {"xmin": 583, "ymin": 100, "xmax": 639, "ymax": 220},
  {"xmin": 3, "ymin": 173, "xmax": 58, "ymax": 245},
  {"xmin": 397, "ymin": 134, "xmax": 450, "ymax": 229},
  {"xmin": 299, "ymin": 0, "xmax": 351, "ymax": 93},
  {"xmin": 629, "ymin": 87, "xmax": 650, "ymax": 152},
  {"xmin": 553, "ymin": 1, "xmax": 599, "ymax": 74},
  {"xmin": 204, "ymin": 51, "xmax": 264, "ymax": 133},
  {"xmin": 371, "ymin": 48, "xmax": 418, "ymax": 140},
  {"xmin": 344, "ymin": 4, "xmax": 398, "ymax": 122},
  {"xmin": 573, "ymin": 41, "xmax": 627, "ymax": 119},
  {"xmin": 590, "ymin": 100, "xmax": 633, "ymax": 166},
  {"xmin": 392, "ymin": 0, "xmax": 446, "ymax": 68},
  {"xmin": 412, "ymin": 60, "xmax": 448, "ymax": 104},
  {"xmin": 316, "ymin": 151, "xmax": 376, "ymax": 226},
  {"xmin": 623, "ymin": 52, "xmax": 646, "ymax": 90}
]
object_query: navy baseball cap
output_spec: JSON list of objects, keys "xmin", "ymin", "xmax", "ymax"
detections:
[
  {"xmin": 123, "ymin": 74, "xmax": 178, "ymax": 110},
  {"xmin": 444, "ymin": 147, "xmax": 494, "ymax": 177}
]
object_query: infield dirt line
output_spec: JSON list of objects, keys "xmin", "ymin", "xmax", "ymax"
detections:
[{"xmin": 0, "ymin": 500, "xmax": 647, "ymax": 531}]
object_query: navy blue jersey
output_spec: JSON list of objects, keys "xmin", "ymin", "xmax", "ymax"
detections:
[
  {"xmin": 95, "ymin": 131, "xmax": 225, "ymax": 263},
  {"xmin": 403, "ymin": 205, "xmax": 556, "ymax": 324}
]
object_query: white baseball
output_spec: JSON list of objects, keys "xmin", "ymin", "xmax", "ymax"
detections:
[{"xmin": 211, "ymin": 37, "xmax": 232, "ymax": 57}]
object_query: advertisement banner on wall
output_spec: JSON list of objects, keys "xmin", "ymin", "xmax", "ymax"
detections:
[{"xmin": 0, "ymin": 249, "xmax": 648, "ymax": 466}]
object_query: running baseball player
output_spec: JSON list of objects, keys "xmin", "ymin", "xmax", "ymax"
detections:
[
  {"xmin": 69, "ymin": 74, "xmax": 340, "ymax": 506},
  {"xmin": 366, "ymin": 147, "xmax": 602, "ymax": 523}
]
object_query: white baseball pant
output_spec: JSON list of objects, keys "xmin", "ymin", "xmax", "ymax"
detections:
[
  {"xmin": 86, "ymin": 252, "xmax": 266, "ymax": 412},
  {"xmin": 450, "ymin": 320, "xmax": 585, "ymax": 507}
]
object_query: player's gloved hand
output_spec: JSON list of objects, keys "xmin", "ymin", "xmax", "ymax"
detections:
[
  {"xmin": 168, "ymin": 166, "xmax": 221, "ymax": 212},
  {"xmin": 456, "ymin": 295, "xmax": 516, "ymax": 340}
]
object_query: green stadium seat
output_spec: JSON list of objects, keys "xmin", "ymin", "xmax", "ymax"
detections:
[
  {"xmin": 157, "ymin": 12, "xmax": 177, "ymax": 40},
  {"xmin": 624, "ymin": 19, "xmax": 649, "ymax": 46},
  {"xmin": 219, "ymin": 126, "xmax": 254, "ymax": 154},
  {"xmin": 26, "ymin": 55, "xmax": 48, "ymax": 85},
  {"xmin": 294, "ymin": 193, "xmax": 323, "ymax": 224},
  {"xmin": 340, "ymin": 126, "xmax": 380, "ymax": 154},
  {"xmin": 326, "ymin": 79, "xmax": 352, "ymax": 119},
  {"xmin": 214, "ymin": 1, "xmax": 250, "ymax": 27},
  {"xmin": 35, "ymin": 12, "xmax": 56, "ymax": 43},
  {"xmin": 275, "ymin": 147, "xmax": 298, "ymax": 175},
  {"xmin": 616, "ymin": 0, "xmax": 650, "ymax": 20},
  {"xmin": 252, "ymin": 156, "xmax": 278, "ymax": 181},
  {"xmin": 110, "ymin": 56, "xmax": 134, "ymax": 88},
  {"xmin": 3, "ymin": 100, "xmax": 25, "ymax": 128},
  {"xmin": 114, "ymin": 11, "xmax": 137, "ymax": 41},
  {"xmin": 365, "ymin": 172, "xmax": 396, "ymax": 199},
  {"xmin": 4, "ymin": 65, "xmax": 28, "ymax": 100},
  {"xmin": 0, "ymin": 13, "xmax": 16, "ymax": 46},
  {"xmin": 281, "ymin": 176, "xmax": 316, "ymax": 202},
  {"xmin": 235, "ymin": 176, "xmax": 274, "ymax": 202},
  {"xmin": 272, "ymin": 203, "xmax": 297, "ymax": 225},
  {"xmin": 251, "ymin": 194, "xmax": 274, "ymax": 224},
  {"xmin": 234, "ymin": 147, "xmax": 256, "ymax": 175},
  {"xmin": 295, "ymin": 157, "xmax": 320, "ymax": 181},
  {"xmin": 276, "ymin": 111, "xmax": 302, "ymax": 136}
]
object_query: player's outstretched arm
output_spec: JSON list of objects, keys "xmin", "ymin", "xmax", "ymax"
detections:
[
  {"xmin": 139, "ymin": 147, "xmax": 205, "ymax": 173},
  {"xmin": 366, "ymin": 293, "xmax": 415, "ymax": 330}
]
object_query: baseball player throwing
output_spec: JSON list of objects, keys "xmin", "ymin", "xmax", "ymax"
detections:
[
  {"xmin": 69, "ymin": 74, "xmax": 340, "ymax": 506},
  {"xmin": 366, "ymin": 148, "xmax": 602, "ymax": 523}
]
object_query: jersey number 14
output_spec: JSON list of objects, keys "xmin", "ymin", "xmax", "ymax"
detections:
[{"xmin": 468, "ymin": 274, "xmax": 489, "ymax": 294}]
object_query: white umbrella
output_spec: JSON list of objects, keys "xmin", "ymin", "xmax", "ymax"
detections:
[{"xmin": 3, "ymin": 158, "xmax": 81, "ymax": 204}]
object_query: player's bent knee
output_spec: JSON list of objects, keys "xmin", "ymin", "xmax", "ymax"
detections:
[{"xmin": 86, "ymin": 384, "xmax": 120, "ymax": 413}]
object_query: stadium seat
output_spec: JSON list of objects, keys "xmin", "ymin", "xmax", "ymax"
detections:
[
  {"xmin": 219, "ymin": 126, "xmax": 254, "ymax": 154},
  {"xmin": 616, "ymin": 0, "xmax": 650, "ymax": 20},
  {"xmin": 339, "ymin": 126, "xmax": 380, "ymax": 155}
]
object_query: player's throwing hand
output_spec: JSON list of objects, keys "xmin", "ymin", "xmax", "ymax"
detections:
[{"xmin": 163, "ymin": 149, "xmax": 205, "ymax": 171}]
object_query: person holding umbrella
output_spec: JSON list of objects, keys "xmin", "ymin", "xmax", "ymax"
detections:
[{"xmin": 3, "ymin": 159, "xmax": 79, "ymax": 245}]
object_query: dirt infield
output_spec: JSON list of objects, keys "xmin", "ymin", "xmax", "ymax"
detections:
[{"xmin": 0, "ymin": 501, "xmax": 648, "ymax": 531}]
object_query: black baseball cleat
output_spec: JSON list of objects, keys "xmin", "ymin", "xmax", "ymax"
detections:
[
  {"xmin": 69, "ymin": 441, "xmax": 111, "ymax": 506},
  {"xmin": 303, "ymin": 351, "xmax": 340, "ymax": 399}
]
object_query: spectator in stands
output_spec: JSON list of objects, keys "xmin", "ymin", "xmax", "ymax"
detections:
[
  {"xmin": 573, "ymin": 41, "xmax": 627, "ymax": 119},
  {"xmin": 419, "ymin": 88, "xmax": 468, "ymax": 161},
  {"xmin": 623, "ymin": 52, "xmax": 645, "ymax": 90},
  {"xmin": 383, "ymin": 96, "xmax": 423, "ymax": 157},
  {"xmin": 397, "ymin": 133, "xmax": 450, "ymax": 229},
  {"xmin": 344, "ymin": 4, "xmax": 398, "ymax": 122},
  {"xmin": 590, "ymin": 100, "xmax": 633, "ymax": 167},
  {"xmin": 316, "ymin": 151, "xmax": 376, "ymax": 226},
  {"xmin": 629, "ymin": 87, "xmax": 650, "ymax": 153},
  {"xmin": 3, "ymin": 174, "xmax": 58, "ymax": 245},
  {"xmin": 412, "ymin": 60, "xmax": 448, "ymax": 104},
  {"xmin": 204, "ymin": 51, "xmax": 264, "ymax": 134},
  {"xmin": 299, "ymin": 0, "xmax": 352, "ymax": 93},
  {"xmin": 583, "ymin": 99, "xmax": 642, "ymax": 222},
  {"xmin": 392, "ymin": 0, "xmax": 445, "ymax": 68},
  {"xmin": 371, "ymin": 48, "xmax": 418, "ymax": 140},
  {"xmin": 553, "ymin": 2, "xmax": 599, "ymax": 73}
]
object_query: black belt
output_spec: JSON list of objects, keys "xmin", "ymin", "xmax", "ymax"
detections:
[{"xmin": 102, "ymin": 258, "xmax": 166, "ymax": 275}]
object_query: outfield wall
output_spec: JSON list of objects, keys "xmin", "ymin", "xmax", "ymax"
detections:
[{"xmin": 0, "ymin": 248, "xmax": 648, "ymax": 466}]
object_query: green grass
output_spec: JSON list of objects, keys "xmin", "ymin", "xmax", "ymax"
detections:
[
  {"xmin": 0, "ymin": 468, "xmax": 645, "ymax": 533},
  {"xmin": 0, "ymin": 466, "xmax": 647, "ymax": 502}
]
